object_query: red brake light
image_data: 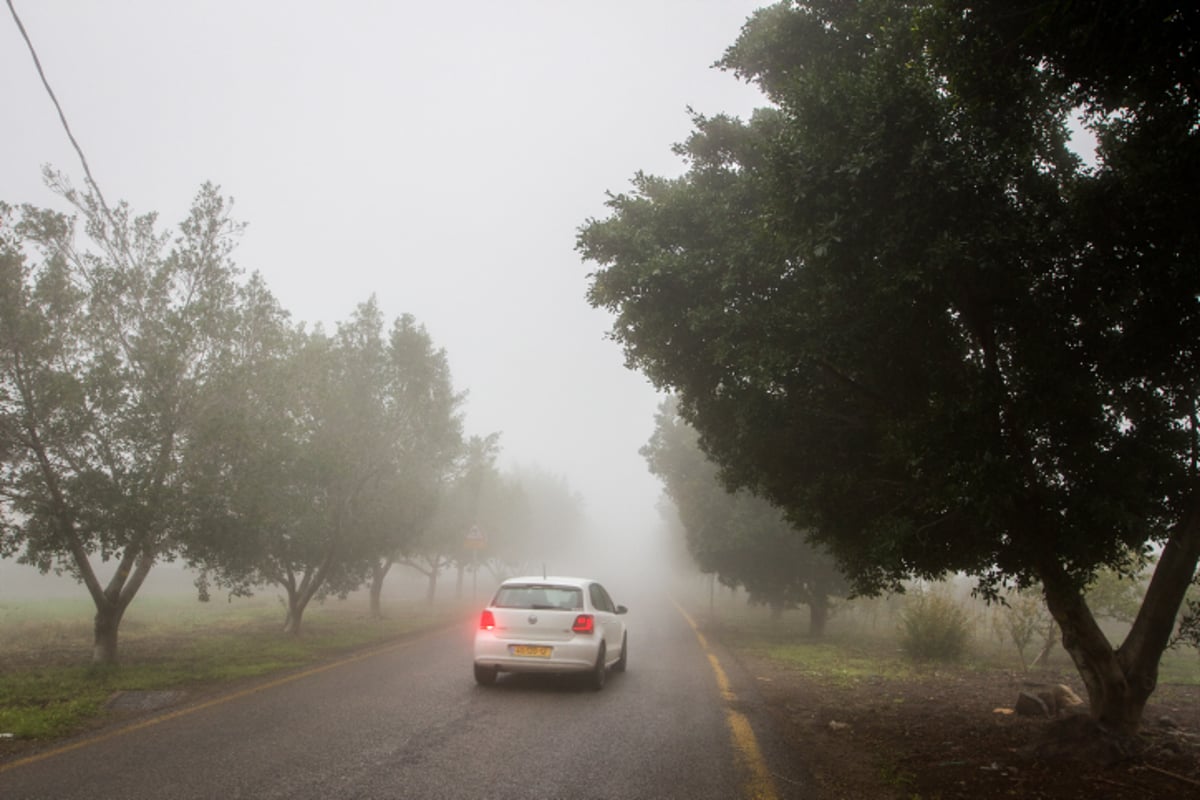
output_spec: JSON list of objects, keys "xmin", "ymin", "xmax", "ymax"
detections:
[
  {"xmin": 480, "ymin": 610, "xmax": 496, "ymax": 630},
  {"xmin": 572, "ymin": 614, "xmax": 594, "ymax": 634}
]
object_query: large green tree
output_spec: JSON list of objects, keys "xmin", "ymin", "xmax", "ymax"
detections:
[
  {"xmin": 0, "ymin": 178, "xmax": 249, "ymax": 663},
  {"xmin": 578, "ymin": 0, "xmax": 1199, "ymax": 734},
  {"xmin": 643, "ymin": 399, "xmax": 847, "ymax": 634}
]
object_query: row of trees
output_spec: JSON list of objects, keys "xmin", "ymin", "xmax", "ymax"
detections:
[
  {"xmin": 579, "ymin": 0, "xmax": 1198, "ymax": 735},
  {"xmin": 0, "ymin": 174, "xmax": 582, "ymax": 663},
  {"xmin": 643, "ymin": 398, "xmax": 847, "ymax": 635},
  {"xmin": 644, "ymin": 396, "xmax": 1161, "ymax": 647}
]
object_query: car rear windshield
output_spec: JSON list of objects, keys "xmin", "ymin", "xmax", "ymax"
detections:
[{"xmin": 493, "ymin": 585, "xmax": 583, "ymax": 610}]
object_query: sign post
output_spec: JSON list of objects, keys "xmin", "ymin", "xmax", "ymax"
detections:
[{"xmin": 464, "ymin": 525, "xmax": 487, "ymax": 601}]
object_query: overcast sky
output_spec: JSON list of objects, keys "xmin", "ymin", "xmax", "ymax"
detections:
[{"xmin": 3, "ymin": 0, "xmax": 766, "ymax": 575}]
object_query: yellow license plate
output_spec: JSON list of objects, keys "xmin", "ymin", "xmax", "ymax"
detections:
[{"xmin": 512, "ymin": 645, "xmax": 552, "ymax": 658}]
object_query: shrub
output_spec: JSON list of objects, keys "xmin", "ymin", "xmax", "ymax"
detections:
[{"xmin": 899, "ymin": 593, "xmax": 971, "ymax": 662}]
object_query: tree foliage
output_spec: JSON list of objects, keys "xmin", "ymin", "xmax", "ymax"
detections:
[
  {"xmin": 400, "ymin": 433, "xmax": 500, "ymax": 603},
  {"xmin": 361, "ymin": 313, "xmax": 464, "ymax": 616},
  {"xmin": 400, "ymin": 436, "xmax": 588, "ymax": 599},
  {"xmin": 492, "ymin": 463, "xmax": 585, "ymax": 577},
  {"xmin": 578, "ymin": 0, "xmax": 1199, "ymax": 734},
  {"xmin": 185, "ymin": 297, "xmax": 463, "ymax": 632}
]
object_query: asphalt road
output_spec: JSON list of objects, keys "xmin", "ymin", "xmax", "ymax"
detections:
[{"xmin": 0, "ymin": 593, "xmax": 810, "ymax": 799}]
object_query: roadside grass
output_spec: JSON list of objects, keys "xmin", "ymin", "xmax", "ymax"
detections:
[
  {"xmin": 701, "ymin": 600, "xmax": 1200, "ymax": 690},
  {"xmin": 710, "ymin": 612, "xmax": 922, "ymax": 687},
  {"xmin": 0, "ymin": 594, "xmax": 465, "ymax": 742}
]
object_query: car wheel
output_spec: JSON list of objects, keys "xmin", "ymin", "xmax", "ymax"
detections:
[
  {"xmin": 614, "ymin": 633, "xmax": 627, "ymax": 673},
  {"xmin": 589, "ymin": 644, "xmax": 607, "ymax": 691},
  {"xmin": 474, "ymin": 663, "xmax": 497, "ymax": 686}
]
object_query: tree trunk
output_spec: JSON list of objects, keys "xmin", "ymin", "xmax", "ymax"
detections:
[
  {"xmin": 809, "ymin": 594, "xmax": 830, "ymax": 638},
  {"xmin": 369, "ymin": 578, "xmax": 383, "ymax": 619},
  {"xmin": 369, "ymin": 558, "xmax": 393, "ymax": 619},
  {"xmin": 283, "ymin": 593, "xmax": 307, "ymax": 636},
  {"xmin": 282, "ymin": 580, "xmax": 310, "ymax": 636},
  {"xmin": 1037, "ymin": 486, "xmax": 1200, "ymax": 735},
  {"xmin": 92, "ymin": 602, "xmax": 126, "ymax": 665},
  {"xmin": 426, "ymin": 568, "xmax": 439, "ymax": 605},
  {"xmin": 768, "ymin": 600, "xmax": 785, "ymax": 621},
  {"xmin": 282, "ymin": 542, "xmax": 339, "ymax": 635},
  {"xmin": 455, "ymin": 563, "xmax": 466, "ymax": 600},
  {"xmin": 88, "ymin": 547, "xmax": 156, "ymax": 665},
  {"xmin": 1042, "ymin": 581, "xmax": 1145, "ymax": 734}
]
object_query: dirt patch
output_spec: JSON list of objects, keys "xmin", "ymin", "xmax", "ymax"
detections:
[
  {"xmin": 737, "ymin": 649, "xmax": 1200, "ymax": 799},
  {"xmin": 104, "ymin": 690, "xmax": 187, "ymax": 713}
]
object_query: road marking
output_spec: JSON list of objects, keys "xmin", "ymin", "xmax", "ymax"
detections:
[
  {"xmin": 674, "ymin": 600, "xmax": 779, "ymax": 800},
  {"xmin": 0, "ymin": 628, "xmax": 442, "ymax": 775}
]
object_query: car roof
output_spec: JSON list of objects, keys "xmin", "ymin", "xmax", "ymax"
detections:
[{"xmin": 499, "ymin": 576, "xmax": 594, "ymax": 589}]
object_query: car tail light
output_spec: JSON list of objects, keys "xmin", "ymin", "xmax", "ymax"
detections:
[
  {"xmin": 480, "ymin": 610, "xmax": 496, "ymax": 631},
  {"xmin": 572, "ymin": 614, "xmax": 594, "ymax": 634}
]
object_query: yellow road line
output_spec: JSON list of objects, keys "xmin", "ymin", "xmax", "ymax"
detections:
[
  {"xmin": 674, "ymin": 599, "xmax": 779, "ymax": 800},
  {"xmin": 0, "ymin": 629, "xmax": 441, "ymax": 775}
]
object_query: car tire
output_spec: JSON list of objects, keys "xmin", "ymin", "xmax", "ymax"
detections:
[
  {"xmin": 474, "ymin": 663, "xmax": 497, "ymax": 686},
  {"xmin": 589, "ymin": 644, "xmax": 607, "ymax": 691},
  {"xmin": 614, "ymin": 633, "xmax": 627, "ymax": 673}
]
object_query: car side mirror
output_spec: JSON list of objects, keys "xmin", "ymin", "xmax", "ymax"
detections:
[{"xmin": 616, "ymin": 605, "xmax": 628, "ymax": 615}]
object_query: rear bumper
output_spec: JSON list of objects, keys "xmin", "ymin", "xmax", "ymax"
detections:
[{"xmin": 474, "ymin": 634, "xmax": 599, "ymax": 674}]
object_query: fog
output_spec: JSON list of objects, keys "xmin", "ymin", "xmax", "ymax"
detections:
[{"xmin": 1, "ymin": 1, "xmax": 768, "ymax": 602}]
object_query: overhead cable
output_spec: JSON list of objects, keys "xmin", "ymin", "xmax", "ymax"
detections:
[{"xmin": 6, "ymin": 0, "xmax": 120, "ymax": 233}]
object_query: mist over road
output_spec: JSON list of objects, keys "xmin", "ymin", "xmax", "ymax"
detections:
[{"xmin": 0, "ymin": 593, "xmax": 808, "ymax": 799}]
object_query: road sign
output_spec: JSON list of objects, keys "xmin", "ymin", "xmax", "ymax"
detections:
[{"xmin": 464, "ymin": 525, "xmax": 487, "ymax": 550}]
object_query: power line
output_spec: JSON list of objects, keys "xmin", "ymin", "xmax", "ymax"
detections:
[{"xmin": 6, "ymin": 0, "xmax": 118, "ymax": 229}]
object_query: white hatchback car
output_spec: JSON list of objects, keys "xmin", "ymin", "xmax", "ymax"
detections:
[{"xmin": 473, "ymin": 576, "xmax": 628, "ymax": 689}]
